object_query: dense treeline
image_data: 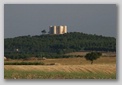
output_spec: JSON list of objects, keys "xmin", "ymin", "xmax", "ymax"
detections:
[
  {"xmin": 4, "ymin": 61, "xmax": 44, "ymax": 65},
  {"xmin": 4, "ymin": 32, "xmax": 116, "ymax": 59}
]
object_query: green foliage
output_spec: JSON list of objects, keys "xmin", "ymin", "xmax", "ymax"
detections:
[
  {"xmin": 41, "ymin": 30, "xmax": 46, "ymax": 34},
  {"xmin": 4, "ymin": 32, "xmax": 116, "ymax": 59},
  {"xmin": 4, "ymin": 61, "xmax": 44, "ymax": 65},
  {"xmin": 85, "ymin": 52, "xmax": 102, "ymax": 64}
]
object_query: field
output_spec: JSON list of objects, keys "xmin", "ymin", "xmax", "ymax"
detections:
[
  {"xmin": 4, "ymin": 64, "xmax": 116, "ymax": 79},
  {"xmin": 4, "ymin": 56, "xmax": 116, "ymax": 79}
]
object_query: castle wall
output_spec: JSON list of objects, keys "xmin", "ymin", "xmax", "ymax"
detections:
[{"xmin": 49, "ymin": 25, "xmax": 67, "ymax": 34}]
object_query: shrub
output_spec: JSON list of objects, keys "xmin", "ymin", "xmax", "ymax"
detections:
[
  {"xmin": 84, "ymin": 52, "xmax": 102, "ymax": 64},
  {"xmin": 4, "ymin": 61, "xmax": 44, "ymax": 65}
]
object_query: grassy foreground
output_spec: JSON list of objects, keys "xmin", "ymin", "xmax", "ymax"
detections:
[
  {"xmin": 4, "ymin": 57, "xmax": 116, "ymax": 79},
  {"xmin": 4, "ymin": 70, "xmax": 115, "ymax": 79},
  {"xmin": 4, "ymin": 64, "xmax": 116, "ymax": 79}
]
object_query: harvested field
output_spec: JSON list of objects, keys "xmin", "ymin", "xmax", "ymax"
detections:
[
  {"xmin": 42, "ymin": 57, "xmax": 116, "ymax": 65},
  {"xmin": 4, "ymin": 57, "xmax": 116, "ymax": 79},
  {"xmin": 4, "ymin": 64, "xmax": 116, "ymax": 79},
  {"xmin": 4, "ymin": 64, "xmax": 116, "ymax": 73}
]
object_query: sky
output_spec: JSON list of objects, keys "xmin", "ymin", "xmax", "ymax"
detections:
[{"xmin": 4, "ymin": 4, "xmax": 117, "ymax": 38}]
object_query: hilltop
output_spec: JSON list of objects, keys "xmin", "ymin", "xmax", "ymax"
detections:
[{"xmin": 4, "ymin": 32, "xmax": 116, "ymax": 59}]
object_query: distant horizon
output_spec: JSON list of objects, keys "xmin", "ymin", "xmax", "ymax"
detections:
[{"xmin": 4, "ymin": 4, "xmax": 117, "ymax": 38}]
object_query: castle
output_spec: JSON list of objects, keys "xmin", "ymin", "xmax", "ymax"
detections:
[{"xmin": 49, "ymin": 25, "xmax": 67, "ymax": 34}]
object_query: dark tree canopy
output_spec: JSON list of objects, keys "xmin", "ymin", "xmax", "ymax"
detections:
[
  {"xmin": 4, "ymin": 32, "xmax": 116, "ymax": 59},
  {"xmin": 85, "ymin": 52, "xmax": 102, "ymax": 64},
  {"xmin": 41, "ymin": 30, "xmax": 46, "ymax": 34}
]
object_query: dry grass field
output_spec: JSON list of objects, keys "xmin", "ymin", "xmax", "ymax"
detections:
[
  {"xmin": 4, "ymin": 56, "xmax": 116, "ymax": 79},
  {"xmin": 65, "ymin": 51, "xmax": 116, "ymax": 57},
  {"xmin": 4, "ymin": 64, "xmax": 116, "ymax": 79},
  {"xmin": 5, "ymin": 64, "xmax": 116, "ymax": 73},
  {"xmin": 42, "ymin": 57, "xmax": 116, "ymax": 65}
]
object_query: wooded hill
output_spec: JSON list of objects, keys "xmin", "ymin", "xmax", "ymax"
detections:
[{"xmin": 4, "ymin": 32, "xmax": 116, "ymax": 59}]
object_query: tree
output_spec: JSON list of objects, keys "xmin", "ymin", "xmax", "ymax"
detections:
[
  {"xmin": 84, "ymin": 52, "xmax": 102, "ymax": 64},
  {"xmin": 4, "ymin": 32, "xmax": 115, "ymax": 59},
  {"xmin": 41, "ymin": 30, "xmax": 46, "ymax": 34}
]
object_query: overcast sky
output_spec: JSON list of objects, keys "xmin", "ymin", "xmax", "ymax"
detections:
[{"xmin": 4, "ymin": 4, "xmax": 117, "ymax": 38}]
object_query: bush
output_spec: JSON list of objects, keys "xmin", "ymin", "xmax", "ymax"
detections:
[
  {"xmin": 84, "ymin": 52, "xmax": 102, "ymax": 64},
  {"xmin": 4, "ymin": 61, "xmax": 44, "ymax": 65}
]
